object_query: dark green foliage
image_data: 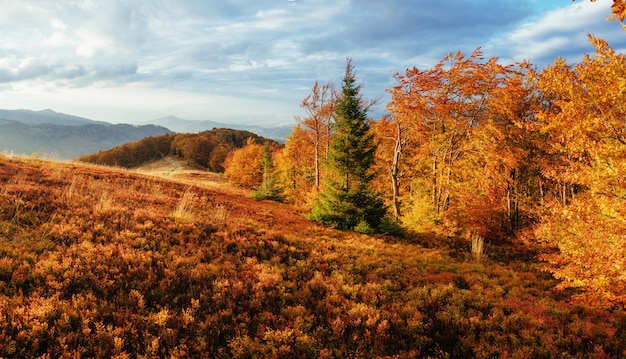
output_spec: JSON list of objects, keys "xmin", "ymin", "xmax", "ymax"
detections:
[
  {"xmin": 309, "ymin": 182, "xmax": 386, "ymax": 232},
  {"xmin": 252, "ymin": 142, "xmax": 284, "ymax": 202},
  {"xmin": 309, "ymin": 59, "xmax": 386, "ymax": 232}
]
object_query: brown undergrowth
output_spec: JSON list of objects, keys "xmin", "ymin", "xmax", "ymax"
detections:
[{"xmin": 0, "ymin": 154, "xmax": 624, "ymax": 358}]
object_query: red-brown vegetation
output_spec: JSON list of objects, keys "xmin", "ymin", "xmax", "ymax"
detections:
[
  {"xmin": 0, "ymin": 154, "xmax": 624, "ymax": 357},
  {"xmin": 79, "ymin": 128, "xmax": 275, "ymax": 172}
]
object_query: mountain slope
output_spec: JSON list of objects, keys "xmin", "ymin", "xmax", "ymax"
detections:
[
  {"xmin": 0, "ymin": 155, "xmax": 624, "ymax": 357},
  {"xmin": 0, "ymin": 119, "xmax": 172, "ymax": 159},
  {"xmin": 0, "ymin": 108, "xmax": 108, "ymax": 126}
]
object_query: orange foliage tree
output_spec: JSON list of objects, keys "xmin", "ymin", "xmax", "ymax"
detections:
[
  {"xmin": 296, "ymin": 80, "xmax": 335, "ymax": 192},
  {"xmin": 223, "ymin": 138, "xmax": 264, "ymax": 189},
  {"xmin": 276, "ymin": 81, "xmax": 335, "ymax": 205},
  {"xmin": 578, "ymin": 0, "xmax": 626, "ymax": 22},
  {"xmin": 371, "ymin": 114, "xmax": 413, "ymax": 221},
  {"xmin": 385, "ymin": 48, "xmax": 533, "ymax": 237},
  {"xmin": 534, "ymin": 35, "xmax": 626, "ymax": 309},
  {"xmin": 276, "ymin": 125, "xmax": 316, "ymax": 205}
]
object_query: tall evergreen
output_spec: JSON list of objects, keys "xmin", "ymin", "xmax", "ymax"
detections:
[
  {"xmin": 252, "ymin": 142, "xmax": 283, "ymax": 202},
  {"xmin": 308, "ymin": 59, "xmax": 386, "ymax": 232}
]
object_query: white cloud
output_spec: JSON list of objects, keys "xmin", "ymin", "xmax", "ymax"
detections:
[
  {"xmin": 488, "ymin": 0, "xmax": 625, "ymax": 65},
  {"xmin": 76, "ymin": 29, "xmax": 113, "ymax": 58},
  {"xmin": 0, "ymin": 0, "xmax": 624, "ymax": 126}
]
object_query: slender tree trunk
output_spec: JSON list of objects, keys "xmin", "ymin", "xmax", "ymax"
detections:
[
  {"xmin": 314, "ymin": 121, "xmax": 320, "ymax": 191},
  {"xmin": 506, "ymin": 186, "xmax": 512, "ymax": 232},
  {"xmin": 390, "ymin": 123, "xmax": 403, "ymax": 221},
  {"xmin": 443, "ymin": 166, "xmax": 452, "ymax": 211},
  {"xmin": 432, "ymin": 158, "xmax": 438, "ymax": 212}
]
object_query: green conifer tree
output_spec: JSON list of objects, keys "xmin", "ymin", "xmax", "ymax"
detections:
[
  {"xmin": 252, "ymin": 142, "xmax": 283, "ymax": 202},
  {"xmin": 308, "ymin": 59, "xmax": 386, "ymax": 233}
]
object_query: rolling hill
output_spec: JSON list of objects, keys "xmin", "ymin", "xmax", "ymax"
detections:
[
  {"xmin": 78, "ymin": 128, "xmax": 278, "ymax": 172},
  {"xmin": 0, "ymin": 154, "xmax": 624, "ymax": 357},
  {"xmin": 0, "ymin": 109, "xmax": 291, "ymax": 160}
]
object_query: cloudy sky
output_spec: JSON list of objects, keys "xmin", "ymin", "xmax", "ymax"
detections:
[{"xmin": 0, "ymin": 0, "xmax": 624, "ymax": 127}]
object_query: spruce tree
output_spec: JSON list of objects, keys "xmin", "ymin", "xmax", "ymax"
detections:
[
  {"xmin": 252, "ymin": 142, "xmax": 283, "ymax": 202},
  {"xmin": 308, "ymin": 59, "xmax": 386, "ymax": 232}
]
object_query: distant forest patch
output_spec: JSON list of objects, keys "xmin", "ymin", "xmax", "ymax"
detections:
[{"xmin": 79, "ymin": 128, "xmax": 280, "ymax": 172}]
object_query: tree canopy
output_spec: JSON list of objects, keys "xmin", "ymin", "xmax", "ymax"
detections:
[{"xmin": 308, "ymin": 59, "xmax": 386, "ymax": 233}]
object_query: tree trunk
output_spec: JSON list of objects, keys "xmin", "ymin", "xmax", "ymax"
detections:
[
  {"xmin": 390, "ymin": 123, "xmax": 403, "ymax": 221},
  {"xmin": 314, "ymin": 121, "xmax": 320, "ymax": 191},
  {"xmin": 432, "ymin": 158, "xmax": 438, "ymax": 212}
]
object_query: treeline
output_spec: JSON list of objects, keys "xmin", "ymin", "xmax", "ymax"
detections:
[
  {"xmin": 79, "ymin": 128, "xmax": 276, "ymax": 172},
  {"xmin": 224, "ymin": 36, "xmax": 626, "ymax": 309}
]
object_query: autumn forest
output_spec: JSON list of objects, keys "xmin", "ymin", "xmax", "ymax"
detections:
[
  {"xmin": 226, "ymin": 35, "xmax": 626, "ymax": 311},
  {"xmin": 1, "ymin": 30, "xmax": 625, "ymax": 357}
]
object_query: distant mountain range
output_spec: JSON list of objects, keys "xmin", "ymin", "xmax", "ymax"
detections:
[
  {"xmin": 0, "ymin": 109, "xmax": 293, "ymax": 160},
  {"xmin": 0, "ymin": 109, "xmax": 109, "ymax": 126},
  {"xmin": 0, "ymin": 109, "xmax": 171, "ymax": 159},
  {"xmin": 143, "ymin": 116, "xmax": 293, "ymax": 142}
]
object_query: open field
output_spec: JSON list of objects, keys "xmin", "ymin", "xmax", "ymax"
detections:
[
  {"xmin": 133, "ymin": 157, "xmax": 243, "ymax": 195},
  {"xmin": 0, "ymin": 154, "xmax": 624, "ymax": 358}
]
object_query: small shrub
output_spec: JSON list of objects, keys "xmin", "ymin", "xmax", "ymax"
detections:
[
  {"xmin": 353, "ymin": 219, "xmax": 373, "ymax": 234},
  {"xmin": 251, "ymin": 189, "xmax": 283, "ymax": 202},
  {"xmin": 377, "ymin": 217, "xmax": 406, "ymax": 237}
]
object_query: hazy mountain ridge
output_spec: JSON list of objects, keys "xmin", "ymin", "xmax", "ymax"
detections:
[
  {"xmin": 0, "ymin": 109, "xmax": 291, "ymax": 159},
  {"xmin": 0, "ymin": 108, "xmax": 109, "ymax": 126},
  {"xmin": 0, "ymin": 110, "xmax": 172, "ymax": 159},
  {"xmin": 147, "ymin": 115, "xmax": 293, "ymax": 142}
]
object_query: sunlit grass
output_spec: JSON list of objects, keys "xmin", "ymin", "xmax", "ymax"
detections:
[
  {"xmin": 0, "ymin": 154, "xmax": 624, "ymax": 358},
  {"xmin": 172, "ymin": 186, "xmax": 196, "ymax": 223},
  {"xmin": 471, "ymin": 234, "xmax": 485, "ymax": 261}
]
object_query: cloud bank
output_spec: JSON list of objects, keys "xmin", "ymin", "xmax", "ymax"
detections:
[{"xmin": 0, "ymin": 0, "xmax": 623, "ymax": 125}]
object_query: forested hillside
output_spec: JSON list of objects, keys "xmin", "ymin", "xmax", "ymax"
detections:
[
  {"xmin": 225, "ymin": 36, "xmax": 626, "ymax": 310},
  {"xmin": 0, "ymin": 119, "xmax": 171, "ymax": 159},
  {"xmin": 79, "ymin": 128, "xmax": 278, "ymax": 172}
]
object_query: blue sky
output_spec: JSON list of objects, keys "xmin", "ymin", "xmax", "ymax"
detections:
[{"xmin": 0, "ymin": 0, "xmax": 624, "ymax": 126}]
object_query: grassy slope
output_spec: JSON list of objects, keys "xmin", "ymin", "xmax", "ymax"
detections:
[{"xmin": 0, "ymin": 154, "xmax": 624, "ymax": 358}]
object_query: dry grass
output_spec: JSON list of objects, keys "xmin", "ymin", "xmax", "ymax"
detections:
[
  {"xmin": 134, "ymin": 156, "xmax": 249, "ymax": 196},
  {"xmin": 0, "ymin": 154, "xmax": 624, "ymax": 358},
  {"xmin": 471, "ymin": 234, "xmax": 486, "ymax": 261},
  {"xmin": 172, "ymin": 186, "xmax": 196, "ymax": 223}
]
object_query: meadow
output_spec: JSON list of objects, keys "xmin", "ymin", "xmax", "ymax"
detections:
[{"xmin": 0, "ymin": 154, "xmax": 624, "ymax": 358}]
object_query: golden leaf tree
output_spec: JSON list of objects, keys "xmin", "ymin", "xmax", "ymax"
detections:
[
  {"xmin": 296, "ymin": 80, "xmax": 335, "ymax": 192},
  {"xmin": 384, "ymin": 48, "xmax": 534, "ymax": 237},
  {"xmin": 535, "ymin": 35, "xmax": 626, "ymax": 309},
  {"xmin": 275, "ymin": 125, "xmax": 317, "ymax": 205},
  {"xmin": 578, "ymin": 0, "xmax": 626, "ymax": 22},
  {"xmin": 223, "ymin": 138, "xmax": 264, "ymax": 189}
]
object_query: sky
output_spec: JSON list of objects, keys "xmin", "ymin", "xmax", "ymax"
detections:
[{"xmin": 0, "ymin": 0, "xmax": 624, "ymax": 127}]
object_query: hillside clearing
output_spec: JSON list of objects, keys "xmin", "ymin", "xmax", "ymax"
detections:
[{"xmin": 0, "ymin": 155, "xmax": 624, "ymax": 358}]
